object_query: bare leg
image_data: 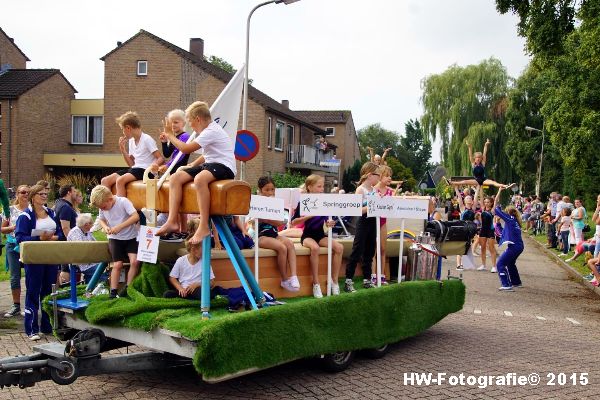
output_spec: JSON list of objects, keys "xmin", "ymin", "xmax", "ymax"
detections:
[
  {"xmin": 189, "ymin": 170, "xmax": 216, "ymax": 244},
  {"xmin": 259, "ymin": 236, "xmax": 288, "ymax": 280},
  {"xmin": 487, "ymin": 238, "xmax": 497, "ymax": 267},
  {"xmin": 479, "ymin": 237, "xmax": 488, "ymax": 267},
  {"xmin": 110, "ymin": 261, "xmax": 123, "ymax": 290},
  {"xmin": 281, "ymin": 236, "xmax": 298, "ymax": 277},
  {"xmin": 115, "ymin": 173, "xmax": 136, "ymax": 197},
  {"xmin": 450, "ymin": 178, "xmax": 479, "ymax": 187},
  {"xmin": 302, "ymin": 238, "xmax": 321, "ymax": 284},
  {"xmin": 126, "ymin": 253, "xmax": 139, "ymax": 284},
  {"xmin": 155, "ymin": 171, "xmax": 192, "ymax": 236},
  {"xmin": 101, "ymin": 173, "xmax": 119, "ymax": 191},
  {"xmin": 11, "ymin": 288, "xmax": 20, "ymax": 304},
  {"xmin": 483, "ymin": 179, "xmax": 515, "ymax": 189}
]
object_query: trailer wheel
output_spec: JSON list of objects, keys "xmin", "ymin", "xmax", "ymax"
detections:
[
  {"xmin": 363, "ymin": 343, "xmax": 389, "ymax": 359},
  {"xmin": 50, "ymin": 360, "xmax": 78, "ymax": 385},
  {"xmin": 321, "ymin": 351, "xmax": 355, "ymax": 372}
]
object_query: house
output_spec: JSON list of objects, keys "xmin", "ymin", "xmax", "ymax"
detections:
[
  {"xmin": 2, "ymin": 28, "xmax": 361, "ymax": 190},
  {"xmin": 0, "ymin": 28, "xmax": 77, "ymax": 186}
]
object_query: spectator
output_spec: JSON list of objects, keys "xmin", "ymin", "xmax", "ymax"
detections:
[
  {"xmin": 66, "ymin": 213, "xmax": 108, "ymax": 284},
  {"xmin": 1, "ymin": 184, "xmax": 29, "ymax": 317},
  {"xmin": 572, "ymin": 198, "xmax": 587, "ymax": 246}
]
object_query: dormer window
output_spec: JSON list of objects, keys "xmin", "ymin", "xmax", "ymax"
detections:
[{"xmin": 137, "ymin": 60, "xmax": 148, "ymax": 76}]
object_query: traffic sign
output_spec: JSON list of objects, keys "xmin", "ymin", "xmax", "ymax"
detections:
[{"xmin": 235, "ymin": 130, "xmax": 260, "ymax": 161}]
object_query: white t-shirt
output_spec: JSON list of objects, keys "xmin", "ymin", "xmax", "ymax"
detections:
[
  {"xmin": 99, "ymin": 196, "xmax": 139, "ymax": 240},
  {"xmin": 193, "ymin": 122, "xmax": 236, "ymax": 175},
  {"xmin": 129, "ymin": 132, "xmax": 159, "ymax": 169},
  {"xmin": 170, "ymin": 254, "xmax": 215, "ymax": 289},
  {"xmin": 555, "ymin": 201, "xmax": 566, "ymax": 220}
]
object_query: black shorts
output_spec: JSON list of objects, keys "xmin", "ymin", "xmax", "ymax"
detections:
[
  {"xmin": 108, "ymin": 238, "xmax": 139, "ymax": 262},
  {"xmin": 183, "ymin": 163, "xmax": 234, "ymax": 180},
  {"xmin": 479, "ymin": 229, "xmax": 495, "ymax": 239},
  {"xmin": 116, "ymin": 167, "xmax": 154, "ymax": 181},
  {"xmin": 301, "ymin": 229, "xmax": 326, "ymax": 245}
]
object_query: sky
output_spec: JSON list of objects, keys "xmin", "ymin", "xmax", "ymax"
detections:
[{"xmin": 1, "ymin": 0, "xmax": 529, "ymax": 161}]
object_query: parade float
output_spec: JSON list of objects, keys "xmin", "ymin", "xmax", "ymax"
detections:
[{"xmin": 0, "ymin": 67, "xmax": 474, "ymax": 389}]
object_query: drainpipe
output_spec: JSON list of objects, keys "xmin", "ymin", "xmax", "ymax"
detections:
[{"xmin": 6, "ymin": 99, "xmax": 11, "ymax": 187}]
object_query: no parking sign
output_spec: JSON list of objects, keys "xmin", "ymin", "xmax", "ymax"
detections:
[{"xmin": 235, "ymin": 130, "xmax": 260, "ymax": 161}]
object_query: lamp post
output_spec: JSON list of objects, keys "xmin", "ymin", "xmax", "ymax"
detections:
[
  {"xmin": 241, "ymin": 0, "xmax": 301, "ymax": 180},
  {"xmin": 525, "ymin": 125, "xmax": 545, "ymax": 198}
]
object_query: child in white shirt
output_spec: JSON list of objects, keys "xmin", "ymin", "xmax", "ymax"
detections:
[{"xmin": 164, "ymin": 239, "xmax": 215, "ymax": 299}]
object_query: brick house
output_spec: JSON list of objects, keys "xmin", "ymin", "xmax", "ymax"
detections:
[{"xmin": 0, "ymin": 28, "xmax": 77, "ymax": 187}]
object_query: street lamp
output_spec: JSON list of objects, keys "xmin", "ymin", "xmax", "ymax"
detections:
[
  {"xmin": 241, "ymin": 0, "xmax": 301, "ymax": 180},
  {"xmin": 525, "ymin": 125, "xmax": 545, "ymax": 198}
]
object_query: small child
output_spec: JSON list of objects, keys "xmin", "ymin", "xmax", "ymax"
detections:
[
  {"xmin": 291, "ymin": 175, "xmax": 342, "ymax": 298},
  {"xmin": 344, "ymin": 162, "xmax": 380, "ymax": 292},
  {"xmin": 557, "ymin": 207, "xmax": 572, "ymax": 255},
  {"xmin": 164, "ymin": 239, "xmax": 215, "ymax": 299},
  {"xmin": 214, "ymin": 215, "xmax": 254, "ymax": 250},
  {"xmin": 101, "ymin": 111, "xmax": 164, "ymax": 197},
  {"xmin": 372, "ymin": 165, "xmax": 394, "ymax": 285},
  {"xmin": 256, "ymin": 176, "xmax": 300, "ymax": 292},
  {"xmin": 154, "ymin": 101, "xmax": 236, "ymax": 244},
  {"xmin": 154, "ymin": 109, "xmax": 191, "ymax": 174},
  {"xmin": 89, "ymin": 185, "xmax": 140, "ymax": 298}
]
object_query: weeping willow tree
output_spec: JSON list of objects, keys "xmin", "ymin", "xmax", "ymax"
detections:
[{"xmin": 420, "ymin": 58, "xmax": 514, "ymax": 184}]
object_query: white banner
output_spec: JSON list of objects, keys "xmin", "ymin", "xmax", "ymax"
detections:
[
  {"xmin": 275, "ymin": 188, "xmax": 301, "ymax": 210},
  {"xmin": 137, "ymin": 225, "xmax": 160, "ymax": 264},
  {"xmin": 367, "ymin": 196, "xmax": 429, "ymax": 219},
  {"xmin": 247, "ymin": 195, "xmax": 285, "ymax": 221},
  {"xmin": 299, "ymin": 194, "xmax": 363, "ymax": 217}
]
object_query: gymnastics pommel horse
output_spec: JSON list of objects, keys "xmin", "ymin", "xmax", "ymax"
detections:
[{"xmin": 126, "ymin": 178, "xmax": 265, "ymax": 319}]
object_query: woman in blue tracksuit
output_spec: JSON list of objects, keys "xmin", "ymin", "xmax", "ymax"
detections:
[
  {"xmin": 15, "ymin": 184, "xmax": 64, "ymax": 340},
  {"xmin": 494, "ymin": 187, "xmax": 524, "ymax": 291}
]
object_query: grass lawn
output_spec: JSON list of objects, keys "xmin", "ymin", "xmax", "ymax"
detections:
[
  {"xmin": 0, "ymin": 236, "xmax": 7, "ymax": 282},
  {"xmin": 528, "ymin": 232, "xmax": 590, "ymax": 276}
]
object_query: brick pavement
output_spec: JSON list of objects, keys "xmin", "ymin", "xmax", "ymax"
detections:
[{"xmin": 1, "ymin": 236, "xmax": 599, "ymax": 399}]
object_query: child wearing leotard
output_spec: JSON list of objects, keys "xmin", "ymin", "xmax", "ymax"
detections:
[
  {"xmin": 256, "ymin": 176, "xmax": 300, "ymax": 292},
  {"xmin": 372, "ymin": 165, "xmax": 394, "ymax": 285},
  {"xmin": 291, "ymin": 175, "xmax": 343, "ymax": 298}
]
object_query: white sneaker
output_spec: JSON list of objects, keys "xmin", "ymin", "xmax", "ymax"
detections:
[
  {"xmin": 331, "ymin": 282, "xmax": 340, "ymax": 296},
  {"xmin": 565, "ymin": 257, "xmax": 575, "ymax": 263},
  {"xmin": 313, "ymin": 284, "xmax": 323, "ymax": 298},
  {"xmin": 490, "ymin": 267, "xmax": 497, "ymax": 273},
  {"xmin": 558, "ymin": 253, "xmax": 568, "ymax": 257},
  {"xmin": 477, "ymin": 265, "xmax": 486, "ymax": 271},
  {"xmin": 28, "ymin": 334, "xmax": 41, "ymax": 341},
  {"xmin": 281, "ymin": 279, "xmax": 299, "ymax": 292},
  {"xmin": 288, "ymin": 275, "xmax": 300, "ymax": 289},
  {"xmin": 498, "ymin": 286, "xmax": 514, "ymax": 291}
]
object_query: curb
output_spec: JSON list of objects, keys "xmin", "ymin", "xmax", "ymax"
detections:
[{"xmin": 526, "ymin": 235, "xmax": 600, "ymax": 298}]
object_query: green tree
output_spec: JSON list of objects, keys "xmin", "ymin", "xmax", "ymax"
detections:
[
  {"xmin": 400, "ymin": 119, "xmax": 432, "ymax": 181},
  {"xmin": 207, "ymin": 55, "xmax": 253, "ymax": 84},
  {"xmin": 420, "ymin": 58, "xmax": 513, "ymax": 184},
  {"xmin": 271, "ymin": 170, "xmax": 306, "ymax": 189},
  {"xmin": 356, "ymin": 123, "xmax": 400, "ymax": 161},
  {"xmin": 386, "ymin": 157, "xmax": 416, "ymax": 190},
  {"xmin": 342, "ymin": 159, "xmax": 362, "ymax": 192}
]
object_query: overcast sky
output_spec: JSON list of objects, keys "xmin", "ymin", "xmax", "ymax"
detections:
[{"xmin": 2, "ymin": 0, "xmax": 529, "ymax": 161}]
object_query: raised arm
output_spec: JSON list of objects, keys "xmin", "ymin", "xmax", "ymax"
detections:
[
  {"xmin": 473, "ymin": 185, "xmax": 481, "ymax": 210},
  {"xmin": 482, "ymin": 138, "xmax": 491, "ymax": 165},
  {"xmin": 381, "ymin": 147, "xmax": 392, "ymax": 163},
  {"xmin": 455, "ymin": 186, "xmax": 465, "ymax": 212},
  {"xmin": 494, "ymin": 187, "xmax": 503, "ymax": 209},
  {"xmin": 466, "ymin": 140, "xmax": 474, "ymax": 164},
  {"xmin": 367, "ymin": 146, "xmax": 375, "ymax": 162}
]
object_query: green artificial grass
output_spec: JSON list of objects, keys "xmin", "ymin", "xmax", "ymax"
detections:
[{"xmin": 47, "ymin": 262, "xmax": 465, "ymax": 380}]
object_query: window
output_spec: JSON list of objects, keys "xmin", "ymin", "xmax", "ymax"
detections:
[
  {"xmin": 274, "ymin": 121, "xmax": 284, "ymax": 151},
  {"xmin": 325, "ymin": 127, "xmax": 335, "ymax": 137},
  {"xmin": 267, "ymin": 117, "xmax": 272, "ymax": 149},
  {"xmin": 137, "ymin": 60, "xmax": 148, "ymax": 76},
  {"xmin": 72, "ymin": 116, "xmax": 103, "ymax": 144}
]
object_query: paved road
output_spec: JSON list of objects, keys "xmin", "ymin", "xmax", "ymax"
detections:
[{"xmin": 1, "ymin": 236, "xmax": 599, "ymax": 399}]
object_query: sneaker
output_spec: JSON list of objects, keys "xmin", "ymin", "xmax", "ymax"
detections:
[
  {"xmin": 456, "ymin": 265, "xmax": 464, "ymax": 271},
  {"xmin": 3, "ymin": 304, "xmax": 21, "ymax": 318},
  {"xmin": 28, "ymin": 334, "xmax": 41, "ymax": 341},
  {"xmin": 312, "ymin": 284, "xmax": 323, "ymax": 298},
  {"xmin": 498, "ymin": 286, "xmax": 514, "ymax": 291},
  {"xmin": 513, "ymin": 284, "xmax": 523, "ymax": 288},
  {"xmin": 331, "ymin": 282, "xmax": 340, "ymax": 296},
  {"xmin": 363, "ymin": 279, "xmax": 375, "ymax": 289},
  {"xmin": 381, "ymin": 275, "xmax": 388, "ymax": 285},
  {"xmin": 281, "ymin": 279, "xmax": 299, "ymax": 292},
  {"xmin": 344, "ymin": 279, "xmax": 356, "ymax": 293},
  {"xmin": 583, "ymin": 274, "xmax": 594, "ymax": 280},
  {"xmin": 558, "ymin": 253, "xmax": 568, "ymax": 257},
  {"xmin": 490, "ymin": 267, "xmax": 497, "ymax": 273},
  {"xmin": 565, "ymin": 257, "xmax": 575, "ymax": 263},
  {"xmin": 109, "ymin": 289, "xmax": 119, "ymax": 299},
  {"xmin": 477, "ymin": 265, "xmax": 486, "ymax": 271},
  {"xmin": 160, "ymin": 232, "xmax": 184, "ymax": 243},
  {"xmin": 288, "ymin": 275, "xmax": 300, "ymax": 289}
]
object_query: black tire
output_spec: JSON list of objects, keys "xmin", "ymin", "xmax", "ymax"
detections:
[
  {"xmin": 363, "ymin": 343, "xmax": 389, "ymax": 359},
  {"xmin": 50, "ymin": 360, "xmax": 78, "ymax": 385},
  {"xmin": 320, "ymin": 351, "xmax": 355, "ymax": 373}
]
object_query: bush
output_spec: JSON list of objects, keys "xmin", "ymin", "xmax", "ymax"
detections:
[{"xmin": 271, "ymin": 170, "xmax": 306, "ymax": 189}]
